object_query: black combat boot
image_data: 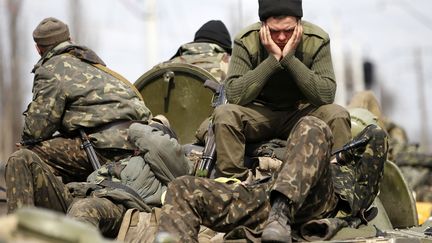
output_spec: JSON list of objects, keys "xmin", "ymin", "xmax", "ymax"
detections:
[{"xmin": 261, "ymin": 194, "xmax": 292, "ymax": 243}]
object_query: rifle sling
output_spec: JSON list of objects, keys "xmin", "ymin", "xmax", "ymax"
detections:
[
  {"xmin": 99, "ymin": 179, "xmax": 142, "ymax": 200},
  {"xmin": 85, "ymin": 120, "xmax": 147, "ymax": 135},
  {"xmin": 93, "ymin": 63, "xmax": 144, "ymax": 101}
]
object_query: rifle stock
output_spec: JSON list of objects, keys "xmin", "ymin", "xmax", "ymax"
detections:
[
  {"xmin": 194, "ymin": 79, "xmax": 227, "ymax": 177},
  {"xmin": 331, "ymin": 124, "xmax": 377, "ymax": 164},
  {"xmin": 79, "ymin": 129, "xmax": 102, "ymax": 170}
]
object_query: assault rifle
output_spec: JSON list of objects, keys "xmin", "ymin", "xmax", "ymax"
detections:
[
  {"xmin": 194, "ymin": 79, "xmax": 227, "ymax": 177},
  {"xmin": 331, "ymin": 137, "xmax": 369, "ymax": 156},
  {"xmin": 79, "ymin": 129, "xmax": 101, "ymax": 170},
  {"xmin": 331, "ymin": 124, "xmax": 376, "ymax": 164}
]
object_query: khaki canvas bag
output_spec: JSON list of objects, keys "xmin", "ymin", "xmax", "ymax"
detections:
[{"xmin": 116, "ymin": 208, "xmax": 161, "ymax": 243}]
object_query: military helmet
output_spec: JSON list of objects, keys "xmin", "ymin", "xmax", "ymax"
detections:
[{"xmin": 349, "ymin": 107, "xmax": 380, "ymax": 137}]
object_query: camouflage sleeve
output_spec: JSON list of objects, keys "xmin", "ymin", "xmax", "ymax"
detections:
[
  {"xmin": 279, "ymin": 40, "xmax": 336, "ymax": 106},
  {"xmin": 22, "ymin": 65, "xmax": 66, "ymax": 140}
]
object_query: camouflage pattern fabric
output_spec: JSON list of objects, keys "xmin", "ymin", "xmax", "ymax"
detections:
[
  {"xmin": 346, "ymin": 90, "xmax": 404, "ymax": 162},
  {"xmin": 213, "ymin": 102, "xmax": 351, "ymax": 179},
  {"xmin": 157, "ymin": 116, "xmax": 388, "ymax": 242},
  {"xmin": 169, "ymin": 42, "xmax": 230, "ymax": 82},
  {"xmin": 68, "ymin": 197, "xmax": 126, "ymax": 238},
  {"xmin": 331, "ymin": 124, "xmax": 388, "ymax": 218},
  {"xmin": 23, "ymin": 136, "xmax": 130, "ymax": 183},
  {"xmin": 6, "ymin": 148, "xmax": 137, "ymax": 237},
  {"xmin": 346, "ymin": 91, "xmax": 432, "ymax": 202},
  {"xmin": 23, "ymin": 41, "xmax": 151, "ymax": 149},
  {"xmin": 9, "ymin": 41, "xmax": 151, "ymax": 186},
  {"xmin": 5, "ymin": 148, "xmax": 72, "ymax": 213},
  {"xmin": 157, "ymin": 175, "xmax": 271, "ymax": 243},
  {"xmin": 270, "ymin": 116, "xmax": 338, "ymax": 225},
  {"xmin": 7, "ymin": 121, "xmax": 192, "ymax": 237},
  {"xmin": 158, "ymin": 117, "xmax": 337, "ymax": 242}
]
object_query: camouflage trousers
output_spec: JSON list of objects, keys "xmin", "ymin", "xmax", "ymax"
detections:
[
  {"xmin": 68, "ymin": 197, "xmax": 126, "ymax": 238},
  {"xmin": 212, "ymin": 103, "xmax": 351, "ymax": 179},
  {"xmin": 158, "ymin": 116, "xmax": 339, "ymax": 242},
  {"xmin": 5, "ymin": 148, "xmax": 126, "ymax": 237},
  {"xmin": 25, "ymin": 136, "xmax": 131, "ymax": 183},
  {"xmin": 6, "ymin": 148, "xmax": 73, "ymax": 213},
  {"xmin": 5, "ymin": 137, "xmax": 130, "ymax": 211}
]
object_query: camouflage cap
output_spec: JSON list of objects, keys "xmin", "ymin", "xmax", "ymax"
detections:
[{"xmin": 33, "ymin": 17, "xmax": 70, "ymax": 46}]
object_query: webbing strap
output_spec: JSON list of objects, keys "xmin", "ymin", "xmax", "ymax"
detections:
[
  {"xmin": 93, "ymin": 63, "xmax": 144, "ymax": 101},
  {"xmin": 116, "ymin": 208, "xmax": 137, "ymax": 241},
  {"xmin": 99, "ymin": 179, "xmax": 142, "ymax": 200}
]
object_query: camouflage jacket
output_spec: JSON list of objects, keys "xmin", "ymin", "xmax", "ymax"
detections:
[
  {"xmin": 169, "ymin": 42, "xmax": 230, "ymax": 82},
  {"xmin": 23, "ymin": 41, "xmax": 152, "ymax": 149}
]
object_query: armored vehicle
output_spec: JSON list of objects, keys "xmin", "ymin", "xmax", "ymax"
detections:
[{"xmin": 0, "ymin": 63, "xmax": 430, "ymax": 243}]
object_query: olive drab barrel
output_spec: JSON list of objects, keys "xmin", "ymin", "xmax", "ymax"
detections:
[{"xmin": 134, "ymin": 62, "xmax": 220, "ymax": 144}]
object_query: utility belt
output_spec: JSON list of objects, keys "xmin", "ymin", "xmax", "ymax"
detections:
[
  {"xmin": 84, "ymin": 120, "xmax": 148, "ymax": 135},
  {"xmin": 85, "ymin": 118, "xmax": 176, "ymax": 140},
  {"xmin": 22, "ymin": 117, "xmax": 173, "ymax": 146}
]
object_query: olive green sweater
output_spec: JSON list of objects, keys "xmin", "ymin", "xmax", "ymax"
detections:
[{"xmin": 225, "ymin": 21, "xmax": 336, "ymax": 110}]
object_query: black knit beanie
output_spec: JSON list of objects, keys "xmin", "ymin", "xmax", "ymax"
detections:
[
  {"xmin": 258, "ymin": 0, "xmax": 303, "ymax": 21},
  {"xmin": 33, "ymin": 17, "xmax": 70, "ymax": 46},
  {"xmin": 194, "ymin": 20, "xmax": 232, "ymax": 54}
]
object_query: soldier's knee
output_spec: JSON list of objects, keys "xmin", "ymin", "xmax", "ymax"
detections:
[
  {"xmin": 298, "ymin": 116, "xmax": 327, "ymax": 127},
  {"xmin": 317, "ymin": 104, "xmax": 349, "ymax": 119},
  {"xmin": 213, "ymin": 104, "xmax": 240, "ymax": 125},
  {"xmin": 168, "ymin": 175, "xmax": 193, "ymax": 190},
  {"xmin": 326, "ymin": 104, "xmax": 351, "ymax": 120},
  {"xmin": 296, "ymin": 116, "xmax": 333, "ymax": 141},
  {"xmin": 6, "ymin": 149, "xmax": 38, "ymax": 168},
  {"xmin": 361, "ymin": 124, "xmax": 389, "ymax": 154},
  {"xmin": 67, "ymin": 198, "xmax": 100, "ymax": 227},
  {"xmin": 68, "ymin": 198, "xmax": 96, "ymax": 216}
]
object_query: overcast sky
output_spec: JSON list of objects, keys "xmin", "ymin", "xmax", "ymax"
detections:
[{"xmin": 1, "ymin": 0, "xmax": 431, "ymax": 151}]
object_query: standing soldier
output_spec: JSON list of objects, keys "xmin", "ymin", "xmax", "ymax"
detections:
[{"xmin": 5, "ymin": 17, "xmax": 151, "ymax": 213}]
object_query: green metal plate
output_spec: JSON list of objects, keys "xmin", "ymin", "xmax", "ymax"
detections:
[
  {"xmin": 378, "ymin": 160, "xmax": 419, "ymax": 228},
  {"xmin": 134, "ymin": 63, "xmax": 219, "ymax": 144}
]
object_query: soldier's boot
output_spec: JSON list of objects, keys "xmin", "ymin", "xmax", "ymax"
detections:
[{"xmin": 261, "ymin": 194, "xmax": 292, "ymax": 243}]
